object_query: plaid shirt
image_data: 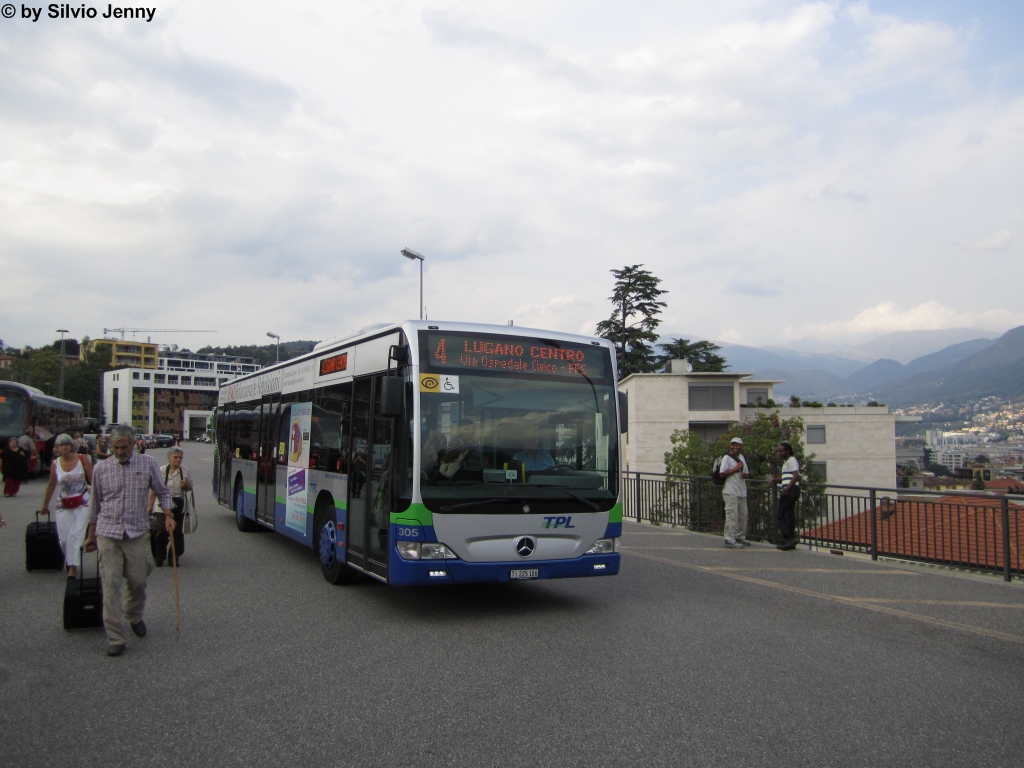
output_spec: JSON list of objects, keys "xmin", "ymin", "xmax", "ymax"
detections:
[{"xmin": 90, "ymin": 451, "xmax": 172, "ymax": 539}]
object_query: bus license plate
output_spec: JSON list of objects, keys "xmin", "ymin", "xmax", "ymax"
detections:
[{"xmin": 510, "ymin": 569, "xmax": 539, "ymax": 580}]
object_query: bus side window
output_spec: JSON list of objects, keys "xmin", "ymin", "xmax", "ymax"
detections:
[{"xmin": 313, "ymin": 382, "xmax": 351, "ymax": 473}]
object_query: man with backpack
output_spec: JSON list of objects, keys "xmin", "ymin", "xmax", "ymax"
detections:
[{"xmin": 718, "ymin": 437, "xmax": 750, "ymax": 548}]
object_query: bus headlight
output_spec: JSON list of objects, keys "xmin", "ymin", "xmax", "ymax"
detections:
[
  {"xmin": 396, "ymin": 541, "xmax": 421, "ymax": 560},
  {"xmin": 585, "ymin": 538, "xmax": 619, "ymax": 555},
  {"xmin": 396, "ymin": 541, "xmax": 459, "ymax": 560},
  {"xmin": 420, "ymin": 543, "xmax": 458, "ymax": 560}
]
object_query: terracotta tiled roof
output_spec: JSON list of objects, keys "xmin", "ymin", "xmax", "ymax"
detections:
[
  {"xmin": 985, "ymin": 478, "xmax": 1024, "ymax": 493},
  {"xmin": 807, "ymin": 495, "xmax": 1023, "ymax": 572}
]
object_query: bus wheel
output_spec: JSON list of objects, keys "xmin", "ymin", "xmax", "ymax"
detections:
[
  {"xmin": 235, "ymin": 482, "xmax": 257, "ymax": 532},
  {"xmin": 316, "ymin": 505, "xmax": 355, "ymax": 585}
]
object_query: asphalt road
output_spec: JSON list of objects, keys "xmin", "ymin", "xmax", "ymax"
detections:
[{"xmin": 2, "ymin": 443, "xmax": 1023, "ymax": 767}]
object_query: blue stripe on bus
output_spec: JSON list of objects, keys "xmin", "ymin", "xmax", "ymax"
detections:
[{"xmin": 387, "ymin": 552, "xmax": 620, "ymax": 586}]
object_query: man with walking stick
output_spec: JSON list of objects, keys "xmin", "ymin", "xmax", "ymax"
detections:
[{"xmin": 84, "ymin": 424, "xmax": 175, "ymax": 657}]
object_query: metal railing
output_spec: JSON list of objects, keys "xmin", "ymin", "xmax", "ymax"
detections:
[{"xmin": 621, "ymin": 472, "xmax": 1024, "ymax": 581}]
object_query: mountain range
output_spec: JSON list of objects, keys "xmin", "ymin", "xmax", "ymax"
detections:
[{"xmin": 658, "ymin": 327, "xmax": 1021, "ymax": 406}]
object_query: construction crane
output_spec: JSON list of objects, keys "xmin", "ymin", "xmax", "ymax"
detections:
[{"xmin": 103, "ymin": 328, "xmax": 217, "ymax": 340}]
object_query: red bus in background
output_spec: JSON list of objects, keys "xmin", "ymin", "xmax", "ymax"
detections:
[{"xmin": 0, "ymin": 382, "xmax": 85, "ymax": 477}]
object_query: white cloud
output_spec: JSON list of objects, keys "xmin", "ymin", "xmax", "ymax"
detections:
[
  {"xmin": 783, "ymin": 301, "xmax": 1024, "ymax": 343},
  {"xmin": 0, "ymin": 1, "xmax": 1020, "ymax": 353},
  {"xmin": 963, "ymin": 229, "xmax": 1013, "ymax": 251}
]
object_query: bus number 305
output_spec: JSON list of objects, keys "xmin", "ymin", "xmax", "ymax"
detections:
[{"xmin": 397, "ymin": 527, "xmax": 421, "ymax": 538}]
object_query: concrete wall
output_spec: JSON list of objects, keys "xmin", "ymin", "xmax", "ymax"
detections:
[
  {"xmin": 620, "ymin": 375, "xmax": 692, "ymax": 473},
  {"xmin": 743, "ymin": 406, "xmax": 896, "ymax": 490},
  {"xmin": 104, "ymin": 372, "xmax": 130, "ymax": 425}
]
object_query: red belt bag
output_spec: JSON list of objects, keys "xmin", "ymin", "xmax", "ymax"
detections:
[{"xmin": 60, "ymin": 494, "xmax": 86, "ymax": 509}]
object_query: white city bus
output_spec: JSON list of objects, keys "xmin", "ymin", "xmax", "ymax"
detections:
[{"xmin": 213, "ymin": 321, "xmax": 624, "ymax": 585}]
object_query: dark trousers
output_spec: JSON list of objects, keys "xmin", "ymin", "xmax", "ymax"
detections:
[
  {"xmin": 776, "ymin": 486, "xmax": 798, "ymax": 542},
  {"xmin": 4, "ymin": 477, "xmax": 21, "ymax": 496},
  {"xmin": 151, "ymin": 497, "xmax": 185, "ymax": 564}
]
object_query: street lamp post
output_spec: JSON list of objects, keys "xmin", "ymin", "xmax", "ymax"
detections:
[
  {"xmin": 401, "ymin": 248, "xmax": 425, "ymax": 320},
  {"xmin": 56, "ymin": 329, "xmax": 69, "ymax": 398},
  {"xmin": 266, "ymin": 332, "xmax": 280, "ymax": 363}
]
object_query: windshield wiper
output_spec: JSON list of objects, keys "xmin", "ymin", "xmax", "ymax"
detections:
[
  {"xmin": 553, "ymin": 489, "xmax": 602, "ymax": 511},
  {"xmin": 439, "ymin": 498, "xmax": 507, "ymax": 513}
]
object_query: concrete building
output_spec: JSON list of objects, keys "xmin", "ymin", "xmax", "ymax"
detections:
[
  {"xmin": 619, "ymin": 360, "xmax": 915, "ymax": 489},
  {"xmin": 618, "ymin": 362, "xmax": 781, "ymax": 473},
  {"xmin": 743, "ymin": 405, "xmax": 911, "ymax": 488},
  {"xmin": 103, "ymin": 350, "xmax": 260, "ymax": 438}
]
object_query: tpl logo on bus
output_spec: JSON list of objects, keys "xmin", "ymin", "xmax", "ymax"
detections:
[{"xmin": 541, "ymin": 516, "xmax": 575, "ymax": 529}]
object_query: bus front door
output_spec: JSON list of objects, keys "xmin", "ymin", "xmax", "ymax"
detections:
[
  {"xmin": 346, "ymin": 375, "xmax": 391, "ymax": 579},
  {"xmin": 256, "ymin": 395, "xmax": 279, "ymax": 528}
]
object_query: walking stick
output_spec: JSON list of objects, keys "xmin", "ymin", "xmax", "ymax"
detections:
[{"xmin": 169, "ymin": 526, "xmax": 181, "ymax": 639}]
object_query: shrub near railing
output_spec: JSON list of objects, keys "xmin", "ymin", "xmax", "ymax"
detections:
[{"xmin": 624, "ymin": 473, "xmax": 778, "ymax": 539}]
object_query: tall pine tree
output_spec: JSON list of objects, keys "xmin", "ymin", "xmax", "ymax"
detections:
[{"xmin": 595, "ymin": 265, "xmax": 667, "ymax": 375}]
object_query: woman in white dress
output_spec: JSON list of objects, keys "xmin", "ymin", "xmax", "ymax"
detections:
[{"xmin": 39, "ymin": 433, "xmax": 94, "ymax": 577}]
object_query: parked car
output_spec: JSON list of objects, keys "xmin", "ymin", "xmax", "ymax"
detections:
[{"xmin": 154, "ymin": 434, "xmax": 176, "ymax": 448}]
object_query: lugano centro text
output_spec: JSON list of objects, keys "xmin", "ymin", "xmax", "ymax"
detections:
[{"xmin": 21, "ymin": 4, "xmax": 157, "ymax": 21}]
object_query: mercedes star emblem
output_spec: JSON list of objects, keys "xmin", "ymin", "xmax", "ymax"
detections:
[{"xmin": 516, "ymin": 537, "xmax": 535, "ymax": 558}]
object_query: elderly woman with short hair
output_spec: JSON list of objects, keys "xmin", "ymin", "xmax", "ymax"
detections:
[
  {"xmin": 40, "ymin": 433, "xmax": 93, "ymax": 577},
  {"xmin": 148, "ymin": 446, "xmax": 193, "ymax": 567}
]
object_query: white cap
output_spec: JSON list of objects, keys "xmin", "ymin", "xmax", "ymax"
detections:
[{"xmin": 730, "ymin": 437, "xmax": 744, "ymax": 445}]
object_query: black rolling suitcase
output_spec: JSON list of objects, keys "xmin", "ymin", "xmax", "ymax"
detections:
[
  {"xmin": 26, "ymin": 513, "xmax": 65, "ymax": 571},
  {"xmin": 64, "ymin": 550, "xmax": 104, "ymax": 631}
]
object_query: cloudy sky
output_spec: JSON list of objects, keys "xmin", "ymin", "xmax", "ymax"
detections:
[{"xmin": 1, "ymin": 0, "xmax": 1022, "ymax": 352}]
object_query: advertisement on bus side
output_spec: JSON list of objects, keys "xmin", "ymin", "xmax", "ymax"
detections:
[{"xmin": 285, "ymin": 402, "xmax": 312, "ymax": 534}]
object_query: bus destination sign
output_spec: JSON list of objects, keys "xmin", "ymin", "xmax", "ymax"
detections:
[
  {"xmin": 318, "ymin": 352, "xmax": 348, "ymax": 376},
  {"xmin": 423, "ymin": 333, "xmax": 607, "ymax": 379}
]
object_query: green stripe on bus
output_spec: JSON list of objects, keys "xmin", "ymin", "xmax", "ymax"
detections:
[
  {"xmin": 390, "ymin": 502, "xmax": 432, "ymax": 527},
  {"xmin": 608, "ymin": 502, "xmax": 623, "ymax": 524}
]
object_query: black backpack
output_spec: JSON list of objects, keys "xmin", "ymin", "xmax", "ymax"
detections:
[{"xmin": 711, "ymin": 456, "xmax": 727, "ymax": 486}]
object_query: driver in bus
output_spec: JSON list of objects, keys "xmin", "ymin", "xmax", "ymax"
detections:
[
  {"xmin": 438, "ymin": 418, "xmax": 482, "ymax": 481},
  {"xmin": 513, "ymin": 432, "xmax": 556, "ymax": 473},
  {"xmin": 421, "ymin": 430, "xmax": 448, "ymax": 480}
]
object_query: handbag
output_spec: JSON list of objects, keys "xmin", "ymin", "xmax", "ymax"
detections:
[
  {"xmin": 60, "ymin": 494, "xmax": 86, "ymax": 509},
  {"xmin": 182, "ymin": 490, "xmax": 198, "ymax": 534}
]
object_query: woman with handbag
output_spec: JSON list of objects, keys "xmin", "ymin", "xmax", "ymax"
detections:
[
  {"xmin": 39, "ymin": 433, "xmax": 93, "ymax": 578},
  {"xmin": 148, "ymin": 447, "xmax": 192, "ymax": 567}
]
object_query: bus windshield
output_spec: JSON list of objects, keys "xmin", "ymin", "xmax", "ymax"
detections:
[
  {"xmin": 418, "ymin": 332, "xmax": 618, "ymax": 511},
  {"xmin": 0, "ymin": 391, "xmax": 28, "ymax": 437}
]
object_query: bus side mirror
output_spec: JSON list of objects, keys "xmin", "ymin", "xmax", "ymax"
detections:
[
  {"xmin": 618, "ymin": 392, "xmax": 628, "ymax": 433},
  {"xmin": 389, "ymin": 345, "xmax": 409, "ymax": 365},
  {"xmin": 380, "ymin": 377, "xmax": 404, "ymax": 418}
]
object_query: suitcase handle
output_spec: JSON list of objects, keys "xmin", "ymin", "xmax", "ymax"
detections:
[
  {"xmin": 77, "ymin": 547, "xmax": 101, "ymax": 583},
  {"xmin": 34, "ymin": 511, "xmax": 57, "ymax": 533}
]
